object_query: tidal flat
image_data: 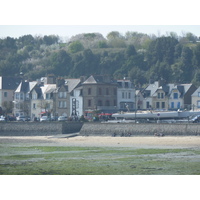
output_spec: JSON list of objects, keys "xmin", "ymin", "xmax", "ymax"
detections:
[{"xmin": 1, "ymin": 136, "xmax": 200, "ymax": 175}]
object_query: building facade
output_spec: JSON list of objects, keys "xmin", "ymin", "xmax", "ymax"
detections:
[
  {"xmin": 117, "ymin": 79, "xmax": 135, "ymax": 111},
  {"xmin": 82, "ymin": 75, "xmax": 118, "ymax": 114}
]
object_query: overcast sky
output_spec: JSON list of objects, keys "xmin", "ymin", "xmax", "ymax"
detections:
[
  {"xmin": 1, "ymin": 25, "xmax": 200, "ymax": 40},
  {"xmin": 1, "ymin": 1, "xmax": 199, "ymax": 40}
]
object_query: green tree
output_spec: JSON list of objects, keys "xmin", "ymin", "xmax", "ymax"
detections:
[
  {"xmin": 68, "ymin": 41, "xmax": 84, "ymax": 53},
  {"xmin": 193, "ymin": 43, "xmax": 200, "ymax": 67},
  {"xmin": 49, "ymin": 50, "xmax": 72, "ymax": 76}
]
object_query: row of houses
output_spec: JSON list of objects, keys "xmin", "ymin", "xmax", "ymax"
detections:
[{"xmin": 1, "ymin": 75, "xmax": 200, "ymax": 120}]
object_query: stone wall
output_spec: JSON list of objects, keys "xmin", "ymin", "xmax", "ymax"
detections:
[
  {"xmin": 0, "ymin": 122, "xmax": 83, "ymax": 136},
  {"xmin": 1, "ymin": 121, "xmax": 200, "ymax": 137},
  {"xmin": 80, "ymin": 122, "xmax": 200, "ymax": 136}
]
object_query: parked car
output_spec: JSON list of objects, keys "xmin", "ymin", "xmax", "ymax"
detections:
[
  {"xmin": 40, "ymin": 116, "xmax": 50, "ymax": 122},
  {"xmin": 58, "ymin": 116, "xmax": 68, "ymax": 121},
  {"xmin": 7, "ymin": 115, "xmax": 16, "ymax": 121},
  {"xmin": 0, "ymin": 116, "xmax": 5, "ymax": 121},
  {"xmin": 16, "ymin": 116, "xmax": 30, "ymax": 122}
]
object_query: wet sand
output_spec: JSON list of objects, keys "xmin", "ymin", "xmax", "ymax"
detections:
[{"xmin": 1, "ymin": 135, "xmax": 200, "ymax": 149}]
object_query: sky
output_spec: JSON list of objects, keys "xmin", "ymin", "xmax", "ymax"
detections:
[
  {"xmin": 1, "ymin": 25, "xmax": 200, "ymax": 40},
  {"xmin": 1, "ymin": 1, "xmax": 200, "ymax": 40}
]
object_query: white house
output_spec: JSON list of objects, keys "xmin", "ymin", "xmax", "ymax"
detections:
[
  {"xmin": 117, "ymin": 79, "xmax": 135, "ymax": 111},
  {"xmin": 191, "ymin": 86, "xmax": 200, "ymax": 110},
  {"xmin": 13, "ymin": 80, "xmax": 37, "ymax": 117},
  {"xmin": 142, "ymin": 81, "xmax": 160, "ymax": 110}
]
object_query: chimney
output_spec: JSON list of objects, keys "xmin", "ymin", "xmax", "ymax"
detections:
[
  {"xmin": 80, "ymin": 76, "xmax": 87, "ymax": 83},
  {"xmin": 56, "ymin": 77, "xmax": 65, "ymax": 87},
  {"xmin": 47, "ymin": 74, "xmax": 56, "ymax": 84}
]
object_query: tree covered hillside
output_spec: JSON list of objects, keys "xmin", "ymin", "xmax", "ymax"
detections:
[{"xmin": 0, "ymin": 31, "xmax": 200, "ymax": 86}]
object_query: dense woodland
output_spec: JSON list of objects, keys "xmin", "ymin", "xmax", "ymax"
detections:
[{"xmin": 1, "ymin": 31, "xmax": 200, "ymax": 87}]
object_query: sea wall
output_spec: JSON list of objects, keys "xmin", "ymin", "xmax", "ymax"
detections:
[
  {"xmin": 1, "ymin": 122, "xmax": 200, "ymax": 136},
  {"xmin": 0, "ymin": 122, "xmax": 83, "ymax": 136},
  {"xmin": 80, "ymin": 122, "xmax": 200, "ymax": 136}
]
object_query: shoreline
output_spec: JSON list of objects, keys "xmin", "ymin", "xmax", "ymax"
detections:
[{"xmin": 0, "ymin": 135, "xmax": 200, "ymax": 148}]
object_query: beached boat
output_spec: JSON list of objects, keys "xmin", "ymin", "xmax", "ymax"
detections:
[{"xmin": 112, "ymin": 110, "xmax": 200, "ymax": 120}]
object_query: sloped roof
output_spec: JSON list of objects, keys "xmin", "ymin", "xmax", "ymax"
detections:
[
  {"xmin": 83, "ymin": 75, "xmax": 102, "ymax": 84},
  {"xmin": 83, "ymin": 75, "xmax": 115, "ymax": 84},
  {"xmin": 142, "ymin": 81, "xmax": 159, "ymax": 98},
  {"xmin": 15, "ymin": 81, "xmax": 37, "ymax": 93},
  {"xmin": 65, "ymin": 79, "xmax": 81, "ymax": 93},
  {"xmin": 1, "ymin": 77, "xmax": 21, "ymax": 90},
  {"xmin": 41, "ymin": 84, "xmax": 56, "ymax": 94}
]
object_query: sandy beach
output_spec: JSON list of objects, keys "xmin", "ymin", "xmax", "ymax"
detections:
[{"xmin": 1, "ymin": 135, "xmax": 200, "ymax": 149}]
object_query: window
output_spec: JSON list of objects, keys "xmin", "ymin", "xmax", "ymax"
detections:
[
  {"xmin": 33, "ymin": 103, "xmax": 36, "ymax": 109},
  {"xmin": 59, "ymin": 101, "xmax": 63, "ymax": 108},
  {"xmin": 20, "ymin": 93, "xmax": 23, "ymax": 100},
  {"xmin": 88, "ymin": 99, "xmax": 91, "ymax": 107},
  {"xmin": 198, "ymin": 92, "xmax": 200, "ymax": 97},
  {"xmin": 15, "ymin": 93, "xmax": 20, "ymax": 100},
  {"xmin": 173, "ymin": 93, "xmax": 178, "ymax": 99},
  {"xmin": 46, "ymin": 93, "xmax": 50, "ymax": 99},
  {"xmin": 158, "ymin": 93, "xmax": 160, "ymax": 99},
  {"xmin": 63, "ymin": 101, "xmax": 67, "ymax": 108},
  {"xmin": 171, "ymin": 102, "xmax": 174, "ymax": 109},
  {"xmin": 122, "ymin": 92, "xmax": 124, "ymax": 99},
  {"xmin": 177, "ymin": 102, "xmax": 181, "ymax": 109},
  {"xmin": 59, "ymin": 92, "xmax": 63, "ymax": 98},
  {"xmin": 125, "ymin": 82, "xmax": 129, "ymax": 88},
  {"xmin": 197, "ymin": 101, "xmax": 200, "ymax": 108},
  {"xmin": 88, "ymin": 88, "xmax": 91, "ymax": 95},
  {"xmin": 156, "ymin": 102, "xmax": 160, "ymax": 109},
  {"xmin": 4, "ymin": 92, "xmax": 7, "ymax": 97},
  {"xmin": 146, "ymin": 101, "xmax": 150, "ymax": 109},
  {"xmin": 63, "ymin": 92, "xmax": 67, "ymax": 98},
  {"xmin": 161, "ymin": 102, "xmax": 165, "ymax": 109},
  {"xmin": 33, "ymin": 93, "xmax": 37, "ymax": 100},
  {"xmin": 128, "ymin": 92, "xmax": 131, "ymax": 99},
  {"xmin": 161, "ymin": 93, "xmax": 164, "ymax": 99}
]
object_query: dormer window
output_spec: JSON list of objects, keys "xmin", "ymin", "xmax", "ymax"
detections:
[
  {"xmin": 33, "ymin": 93, "xmax": 37, "ymax": 100},
  {"xmin": 173, "ymin": 93, "xmax": 178, "ymax": 99},
  {"xmin": 46, "ymin": 93, "xmax": 50, "ymax": 99}
]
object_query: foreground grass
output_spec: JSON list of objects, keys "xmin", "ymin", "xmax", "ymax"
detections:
[{"xmin": 0, "ymin": 146, "xmax": 200, "ymax": 175}]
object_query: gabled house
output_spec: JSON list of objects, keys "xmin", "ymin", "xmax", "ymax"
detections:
[
  {"xmin": 30, "ymin": 83, "xmax": 56, "ymax": 119},
  {"xmin": 151, "ymin": 83, "xmax": 196, "ymax": 111},
  {"xmin": 13, "ymin": 80, "xmax": 37, "ymax": 117},
  {"xmin": 135, "ymin": 89, "xmax": 144, "ymax": 110},
  {"xmin": 82, "ymin": 75, "xmax": 118, "ymax": 114},
  {"xmin": 168, "ymin": 84, "xmax": 196, "ymax": 110},
  {"xmin": 142, "ymin": 81, "xmax": 196, "ymax": 111},
  {"xmin": 152, "ymin": 84, "xmax": 174, "ymax": 110},
  {"xmin": 117, "ymin": 78, "xmax": 135, "ymax": 111},
  {"xmin": 142, "ymin": 81, "xmax": 160, "ymax": 110},
  {"xmin": 54, "ymin": 78, "xmax": 82, "ymax": 118},
  {"xmin": 0, "ymin": 76, "xmax": 21, "ymax": 114}
]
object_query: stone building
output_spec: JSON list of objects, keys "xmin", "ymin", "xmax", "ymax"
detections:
[
  {"xmin": 82, "ymin": 75, "xmax": 118, "ymax": 114},
  {"xmin": 0, "ymin": 76, "xmax": 21, "ymax": 114}
]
